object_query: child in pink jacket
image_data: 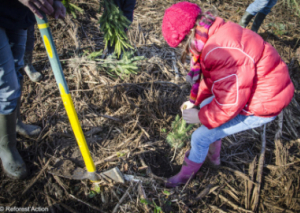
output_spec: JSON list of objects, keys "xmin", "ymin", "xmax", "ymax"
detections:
[{"xmin": 162, "ymin": 1, "xmax": 294, "ymax": 187}]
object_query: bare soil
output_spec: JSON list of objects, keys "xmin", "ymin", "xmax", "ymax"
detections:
[{"xmin": 0, "ymin": 0, "xmax": 300, "ymax": 212}]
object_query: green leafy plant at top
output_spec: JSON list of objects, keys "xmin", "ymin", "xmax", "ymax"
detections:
[
  {"xmin": 166, "ymin": 115, "xmax": 193, "ymax": 149},
  {"xmin": 99, "ymin": 0, "xmax": 133, "ymax": 57},
  {"xmin": 283, "ymin": 0, "xmax": 300, "ymax": 16},
  {"xmin": 62, "ymin": 0, "xmax": 84, "ymax": 18},
  {"xmin": 88, "ymin": 50, "xmax": 144, "ymax": 79}
]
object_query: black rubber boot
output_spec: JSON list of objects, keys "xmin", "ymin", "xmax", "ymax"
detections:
[
  {"xmin": 16, "ymin": 80, "xmax": 41, "ymax": 138},
  {"xmin": 0, "ymin": 110, "xmax": 27, "ymax": 179},
  {"xmin": 251, "ymin": 12, "xmax": 267, "ymax": 33},
  {"xmin": 239, "ymin": 11, "xmax": 255, "ymax": 28}
]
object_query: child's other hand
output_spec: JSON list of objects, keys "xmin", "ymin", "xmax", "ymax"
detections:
[
  {"xmin": 180, "ymin": 101, "xmax": 195, "ymax": 113},
  {"xmin": 182, "ymin": 108, "xmax": 200, "ymax": 124}
]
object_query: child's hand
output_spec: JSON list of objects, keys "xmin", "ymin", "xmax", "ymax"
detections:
[
  {"xmin": 180, "ymin": 101, "xmax": 195, "ymax": 113},
  {"xmin": 182, "ymin": 108, "xmax": 200, "ymax": 124}
]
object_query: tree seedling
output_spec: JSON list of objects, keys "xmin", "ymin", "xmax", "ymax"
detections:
[
  {"xmin": 62, "ymin": 0, "xmax": 84, "ymax": 18},
  {"xmin": 166, "ymin": 115, "xmax": 193, "ymax": 149},
  {"xmin": 99, "ymin": 0, "xmax": 133, "ymax": 57}
]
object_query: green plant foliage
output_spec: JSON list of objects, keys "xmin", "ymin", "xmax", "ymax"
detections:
[
  {"xmin": 268, "ymin": 22, "xmax": 287, "ymax": 36},
  {"xmin": 62, "ymin": 0, "xmax": 84, "ymax": 18},
  {"xmin": 87, "ymin": 50, "xmax": 103, "ymax": 60},
  {"xmin": 96, "ymin": 51, "xmax": 144, "ymax": 79},
  {"xmin": 140, "ymin": 199, "xmax": 163, "ymax": 213},
  {"xmin": 153, "ymin": 201, "xmax": 163, "ymax": 213},
  {"xmin": 88, "ymin": 183, "xmax": 101, "ymax": 199},
  {"xmin": 99, "ymin": 0, "xmax": 133, "ymax": 57},
  {"xmin": 166, "ymin": 115, "xmax": 193, "ymax": 149},
  {"xmin": 91, "ymin": 184, "xmax": 101, "ymax": 194},
  {"xmin": 74, "ymin": 50, "xmax": 144, "ymax": 79},
  {"xmin": 88, "ymin": 190, "xmax": 97, "ymax": 198},
  {"xmin": 117, "ymin": 152, "xmax": 126, "ymax": 157},
  {"xmin": 163, "ymin": 190, "xmax": 171, "ymax": 196},
  {"xmin": 140, "ymin": 199, "xmax": 152, "ymax": 205},
  {"xmin": 283, "ymin": 0, "xmax": 300, "ymax": 16}
]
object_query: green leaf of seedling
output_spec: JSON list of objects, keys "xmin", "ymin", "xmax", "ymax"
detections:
[
  {"xmin": 91, "ymin": 184, "xmax": 101, "ymax": 194},
  {"xmin": 69, "ymin": 3, "xmax": 84, "ymax": 13},
  {"xmin": 161, "ymin": 128, "xmax": 166, "ymax": 133},
  {"xmin": 88, "ymin": 191, "xmax": 96, "ymax": 198},
  {"xmin": 117, "ymin": 152, "xmax": 126, "ymax": 157},
  {"xmin": 163, "ymin": 190, "xmax": 171, "ymax": 196},
  {"xmin": 166, "ymin": 114, "xmax": 193, "ymax": 149},
  {"xmin": 153, "ymin": 201, "xmax": 162, "ymax": 213},
  {"xmin": 87, "ymin": 50, "xmax": 104, "ymax": 60},
  {"xmin": 140, "ymin": 199, "xmax": 152, "ymax": 205}
]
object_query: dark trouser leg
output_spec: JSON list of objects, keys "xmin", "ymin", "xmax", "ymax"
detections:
[
  {"xmin": 119, "ymin": 0, "xmax": 136, "ymax": 23},
  {"xmin": 0, "ymin": 27, "xmax": 27, "ymax": 179},
  {"xmin": 251, "ymin": 12, "xmax": 267, "ymax": 32}
]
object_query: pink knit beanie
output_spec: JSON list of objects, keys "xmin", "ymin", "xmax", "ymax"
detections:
[{"xmin": 162, "ymin": 2, "xmax": 202, "ymax": 48}]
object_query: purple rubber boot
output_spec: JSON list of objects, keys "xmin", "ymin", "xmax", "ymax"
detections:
[
  {"xmin": 207, "ymin": 139, "xmax": 222, "ymax": 166},
  {"xmin": 166, "ymin": 151, "xmax": 203, "ymax": 188}
]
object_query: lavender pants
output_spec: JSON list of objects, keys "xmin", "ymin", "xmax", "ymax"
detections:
[{"xmin": 188, "ymin": 97, "xmax": 276, "ymax": 163}]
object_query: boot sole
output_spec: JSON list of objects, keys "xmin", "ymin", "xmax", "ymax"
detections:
[{"xmin": 0, "ymin": 160, "xmax": 27, "ymax": 180}]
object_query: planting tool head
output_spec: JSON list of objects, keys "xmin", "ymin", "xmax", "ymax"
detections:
[{"xmin": 48, "ymin": 159, "xmax": 125, "ymax": 183}]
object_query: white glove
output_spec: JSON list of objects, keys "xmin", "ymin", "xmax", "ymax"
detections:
[
  {"xmin": 182, "ymin": 108, "xmax": 200, "ymax": 124},
  {"xmin": 180, "ymin": 101, "xmax": 195, "ymax": 113}
]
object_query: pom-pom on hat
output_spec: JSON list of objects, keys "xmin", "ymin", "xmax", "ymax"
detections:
[{"xmin": 162, "ymin": 2, "xmax": 201, "ymax": 48}]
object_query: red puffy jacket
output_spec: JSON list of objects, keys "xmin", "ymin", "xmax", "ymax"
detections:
[{"xmin": 194, "ymin": 17, "xmax": 294, "ymax": 129}]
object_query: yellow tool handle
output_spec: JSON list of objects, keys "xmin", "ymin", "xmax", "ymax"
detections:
[
  {"xmin": 59, "ymin": 85, "xmax": 96, "ymax": 173},
  {"xmin": 36, "ymin": 13, "xmax": 96, "ymax": 174}
]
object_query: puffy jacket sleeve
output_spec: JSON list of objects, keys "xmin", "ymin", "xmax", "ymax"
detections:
[
  {"xmin": 199, "ymin": 63, "xmax": 255, "ymax": 129},
  {"xmin": 194, "ymin": 79, "xmax": 213, "ymax": 106}
]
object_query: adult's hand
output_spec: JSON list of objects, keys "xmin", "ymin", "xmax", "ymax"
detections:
[
  {"xmin": 182, "ymin": 108, "xmax": 200, "ymax": 124},
  {"xmin": 52, "ymin": 1, "xmax": 66, "ymax": 19},
  {"xmin": 19, "ymin": 0, "xmax": 54, "ymax": 19}
]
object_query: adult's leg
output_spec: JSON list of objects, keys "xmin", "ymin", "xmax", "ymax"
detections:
[
  {"xmin": 26, "ymin": 24, "xmax": 35, "ymax": 52},
  {"xmin": 24, "ymin": 24, "xmax": 42, "ymax": 82},
  {"xmin": 113, "ymin": 0, "xmax": 122, "ymax": 8},
  {"xmin": 251, "ymin": 0, "xmax": 278, "ymax": 32},
  {"xmin": 120, "ymin": 0, "xmax": 136, "ymax": 23},
  {"xmin": 0, "ymin": 27, "xmax": 27, "ymax": 179},
  {"xmin": 246, "ymin": 0, "xmax": 271, "ymax": 16},
  {"xmin": 258, "ymin": 0, "xmax": 278, "ymax": 15},
  {"xmin": 240, "ymin": 0, "xmax": 271, "ymax": 28},
  {"xmin": 0, "ymin": 28, "xmax": 23, "ymax": 114},
  {"xmin": 6, "ymin": 28, "xmax": 42, "ymax": 137}
]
